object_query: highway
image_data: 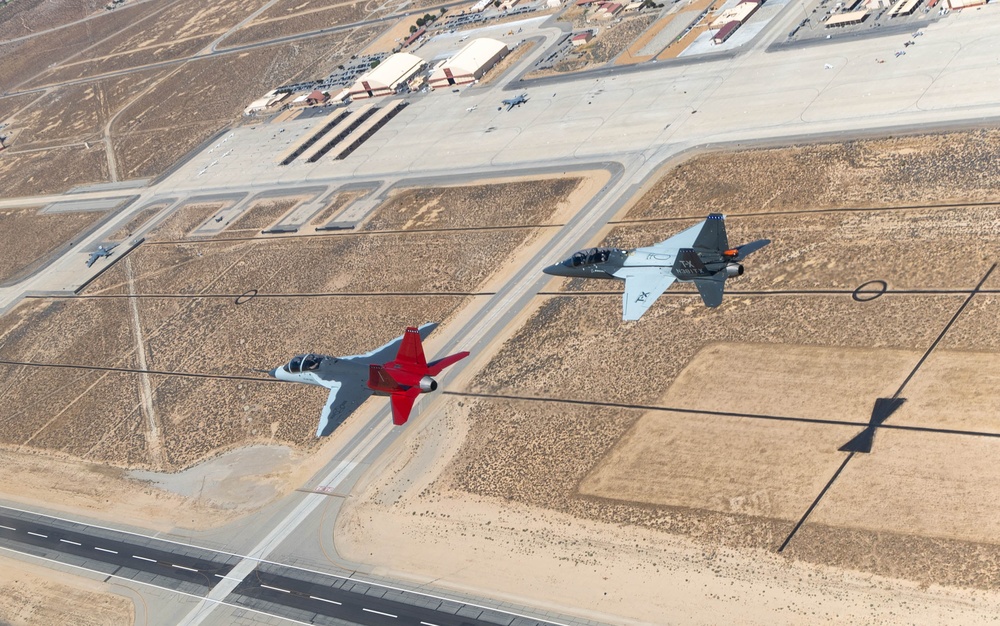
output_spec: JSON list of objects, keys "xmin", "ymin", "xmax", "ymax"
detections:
[{"xmin": 0, "ymin": 505, "xmax": 565, "ymax": 626}]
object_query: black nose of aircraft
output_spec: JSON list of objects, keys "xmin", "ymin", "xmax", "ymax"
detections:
[{"xmin": 542, "ymin": 261, "xmax": 572, "ymax": 277}]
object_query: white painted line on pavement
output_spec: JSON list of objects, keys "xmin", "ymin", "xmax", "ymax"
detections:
[
  {"xmin": 363, "ymin": 608, "xmax": 397, "ymax": 618},
  {"xmin": 214, "ymin": 574, "xmax": 242, "ymax": 581},
  {"xmin": 261, "ymin": 584, "xmax": 291, "ymax": 593},
  {"xmin": 60, "ymin": 539, "xmax": 82, "ymax": 546},
  {"xmin": 309, "ymin": 595, "xmax": 342, "ymax": 605},
  {"xmin": 95, "ymin": 547, "xmax": 117, "ymax": 554},
  {"xmin": 420, "ymin": 622, "xmax": 441, "ymax": 626},
  {"xmin": 172, "ymin": 564, "xmax": 199, "ymax": 572},
  {"xmin": 0, "ymin": 525, "xmax": 15, "ymax": 531},
  {"xmin": 132, "ymin": 555, "xmax": 157, "ymax": 562},
  {"xmin": 27, "ymin": 532, "xmax": 47, "ymax": 538}
]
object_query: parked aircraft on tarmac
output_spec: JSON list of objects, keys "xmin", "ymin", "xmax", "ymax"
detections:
[
  {"xmin": 86, "ymin": 243, "xmax": 118, "ymax": 267},
  {"xmin": 543, "ymin": 214, "xmax": 770, "ymax": 320},
  {"xmin": 499, "ymin": 93, "xmax": 528, "ymax": 111},
  {"xmin": 265, "ymin": 324, "xmax": 469, "ymax": 436}
]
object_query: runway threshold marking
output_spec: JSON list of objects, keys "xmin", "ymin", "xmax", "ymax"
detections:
[
  {"xmin": 95, "ymin": 547, "xmax": 118, "ymax": 554},
  {"xmin": 261, "ymin": 584, "xmax": 291, "ymax": 593},
  {"xmin": 132, "ymin": 555, "xmax": 157, "ymax": 562},
  {"xmin": 60, "ymin": 539, "xmax": 82, "ymax": 546},
  {"xmin": 309, "ymin": 595, "xmax": 342, "ymax": 605},
  {"xmin": 27, "ymin": 531, "xmax": 47, "ymax": 538},
  {"xmin": 362, "ymin": 608, "xmax": 397, "ymax": 618}
]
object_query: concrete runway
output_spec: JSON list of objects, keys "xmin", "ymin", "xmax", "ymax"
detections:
[{"xmin": 3, "ymin": 2, "xmax": 1000, "ymax": 624}]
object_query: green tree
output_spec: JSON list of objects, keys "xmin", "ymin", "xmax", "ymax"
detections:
[
  {"xmin": 416, "ymin": 17, "xmax": 425, "ymax": 26},
  {"xmin": 410, "ymin": 24, "xmax": 418, "ymax": 32}
]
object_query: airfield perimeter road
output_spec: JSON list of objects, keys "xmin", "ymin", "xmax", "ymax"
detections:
[{"xmin": 4, "ymin": 2, "xmax": 1000, "ymax": 625}]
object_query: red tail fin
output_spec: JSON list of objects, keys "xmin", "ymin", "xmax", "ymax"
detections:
[
  {"xmin": 368, "ymin": 364, "xmax": 402, "ymax": 393},
  {"xmin": 427, "ymin": 351, "xmax": 470, "ymax": 376},
  {"xmin": 395, "ymin": 327, "xmax": 427, "ymax": 370},
  {"xmin": 390, "ymin": 387, "xmax": 421, "ymax": 425}
]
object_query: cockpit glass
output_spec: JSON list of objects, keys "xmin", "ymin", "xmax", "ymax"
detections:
[
  {"xmin": 569, "ymin": 248, "xmax": 612, "ymax": 267},
  {"xmin": 285, "ymin": 354, "xmax": 322, "ymax": 373}
]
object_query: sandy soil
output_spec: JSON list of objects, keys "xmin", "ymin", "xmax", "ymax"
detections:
[
  {"xmin": 143, "ymin": 202, "xmax": 224, "ymax": 241},
  {"xmin": 310, "ymin": 189, "xmax": 370, "ymax": 226},
  {"xmin": 110, "ymin": 205, "xmax": 166, "ymax": 240},
  {"xmin": 219, "ymin": 198, "xmax": 300, "ymax": 236},
  {"xmin": 219, "ymin": 1, "xmax": 378, "ymax": 49},
  {"xmin": 0, "ymin": 144, "xmax": 109, "ymax": 198},
  {"xmin": 0, "ymin": 0, "xmax": 106, "ymax": 41},
  {"xmin": 549, "ymin": 14, "xmax": 658, "ymax": 74},
  {"xmin": 362, "ymin": 177, "xmax": 580, "ymax": 231},
  {"xmin": 477, "ymin": 40, "xmax": 535, "ymax": 86},
  {"xmin": 0, "ymin": 206, "xmax": 107, "ymax": 285},
  {"xmin": 0, "ymin": 555, "xmax": 133, "ymax": 626},
  {"xmin": 337, "ymin": 397, "xmax": 1000, "ymax": 625},
  {"xmin": 625, "ymin": 131, "xmax": 1000, "ymax": 219}
]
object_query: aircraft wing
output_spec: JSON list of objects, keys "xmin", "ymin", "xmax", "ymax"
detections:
[
  {"xmin": 316, "ymin": 381, "xmax": 374, "ymax": 437},
  {"xmin": 621, "ymin": 268, "xmax": 677, "ymax": 321},
  {"xmin": 342, "ymin": 322, "xmax": 438, "ymax": 363},
  {"xmin": 86, "ymin": 253, "xmax": 98, "ymax": 267},
  {"xmin": 643, "ymin": 219, "xmax": 706, "ymax": 255}
]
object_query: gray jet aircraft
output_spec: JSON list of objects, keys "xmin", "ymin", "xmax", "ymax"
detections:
[
  {"xmin": 86, "ymin": 243, "xmax": 118, "ymax": 267},
  {"xmin": 499, "ymin": 93, "xmax": 528, "ymax": 111},
  {"xmin": 543, "ymin": 214, "xmax": 770, "ymax": 320},
  {"xmin": 265, "ymin": 323, "xmax": 469, "ymax": 436}
]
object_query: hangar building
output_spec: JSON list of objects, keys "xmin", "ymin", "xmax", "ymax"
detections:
[
  {"xmin": 349, "ymin": 53, "xmax": 425, "ymax": 99},
  {"xmin": 428, "ymin": 38, "xmax": 509, "ymax": 88}
]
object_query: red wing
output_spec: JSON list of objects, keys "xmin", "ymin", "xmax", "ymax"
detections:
[
  {"xmin": 427, "ymin": 351, "xmax": 470, "ymax": 376},
  {"xmin": 368, "ymin": 364, "xmax": 402, "ymax": 393},
  {"xmin": 394, "ymin": 326, "xmax": 428, "ymax": 370},
  {"xmin": 390, "ymin": 387, "xmax": 421, "ymax": 425}
]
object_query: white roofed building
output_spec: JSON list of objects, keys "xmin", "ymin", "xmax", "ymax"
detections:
[
  {"xmin": 349, "ymin": 53, "xmax": 425, "ymax": 99},
  {"xmin": 427, "ymin": 38, "xmax": 509, "ymax": 88}
]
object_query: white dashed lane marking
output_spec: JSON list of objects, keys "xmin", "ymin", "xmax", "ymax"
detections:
[
  {"xmin": 214, "ymin": 574, "xmax": 242, "ymax": 581},
  {"xmin": 260, "ymin": 584, "xmax": 291, "ymax": 593},
  {"xmin": 363, "ymin": 608, "xmax": 397, "ymax": 618},
  {"xmin": 95, "ymin": 547, "xmax": 117, "ymax": 554},
  {"xmin": 132, "ymin": 555, "xmax": 157, "ymax": 563},
  {"xmin": 420, "ymin": 622, "xmax": 441, "ymax": 626},
  {"xmin": 0, "ymin": 525, "xmax": 15, "ymax": 531},
  {"xmin": 59, "ymin": 539, "xmax": 82, "ymax": 546},
  {"xmin": 171, "ymin": 564, "xmax": 199, "ymax": 572},
  {"xmin": 309, "ymin": 595, "xmax": 342, "ymax": 605},
  {"xmin": 27, "ymin": 532, "xmax": 47, "ymax": 538}
]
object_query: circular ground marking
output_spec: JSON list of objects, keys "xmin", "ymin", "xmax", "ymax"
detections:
[
  {"xmin": 852, "ymin": 280, "xmax": 887, "ymax": 302},
  {"xmin": 235, "ymin": 289, "xmax": 258, "ymax": 305}
]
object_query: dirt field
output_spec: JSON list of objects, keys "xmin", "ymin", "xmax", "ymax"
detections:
[
  {"xmin": 142, "ymin": 202, "xmax": 223, "ymax": 242},
  {"xmin": 0, "ymin": 206, "xmax": 107, "ymax": 285},
  {"xmin": 0, "ymin": 555, "xmax": 133, "ymax": 626},
  {"xmin": 0, "ymin": 0, "xmax": 162, "ymax": 90},
  {"xmin": 0, "ymin": 0, "xmax": 106, "ymax": 41},
  {"xmin": 12, "ymin": 68, "xmax": 165, "ymax": 150},
  {"xmin": 362, "ymin": 177, "xmax": 580, "ymax": 231},
  {"xmin": 87, "ymin": 228, "xmax": 548, "ymax": 295},
  {"xmin": 310, "ymin": 189, "xmax": 370, "ymax": 226},
  {"xmin": 221, "ymin": 198, "xmax": 300, "ymax": 235},
  {"xmin": 626, "ymin": 130, "xmax": 1000, "ymax": 219},
  {"xmin": 0, "ymin": 144, "xmax": 109, "ymax": 198},
  {"xmin": 219, "ymin": 0, "xmax": 379, "ymax": 48},
  {"xmin": 110, "ymin": 205, "xmax": 165, "ymax": 240},
  {"xmin": 477, "ymin": 40, "xmax": 535, "ymax": 86}
]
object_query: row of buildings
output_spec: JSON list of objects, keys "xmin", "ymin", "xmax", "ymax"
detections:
[
  {"xmin": 246, "ymin": 37, "xmax": 510, "ymax": 115},
  {"xmin": 710, "ymin": 0, "xmax": 762, "ymax": 45}
]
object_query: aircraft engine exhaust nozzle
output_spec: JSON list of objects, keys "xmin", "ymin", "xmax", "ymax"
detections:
[
  {"xmin": 419, "ymin": 376, "xmax": 438, "ymax": 393},
  {"xmin": 725, "ymin": 263, "xmax": 744, "ymax": 278}
]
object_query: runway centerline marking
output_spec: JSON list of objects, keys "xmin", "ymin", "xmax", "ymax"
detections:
[
  {"xmin": 59, "ymin": 539, "xmax": 82, "ymax": 546},
  {"xmin": 95, "ymin": 547, "xmax": 117, "ymax": 554},
  {"xmin": 363, "ymin": 608, "xmax": 397, "ymax": 618},
  {"xmin": 309, "ymin": 595, "xmax": 342, "ymax": 605},
  {"xmin": 261, "ymin": 584, "xmax": 291, "ymax": 593},
  {"xmin": 132, "ymin": 555, "xmax": 157, "ymax": 562},
  {"xmin": 171, "ymin": 564, "xmax": 199, "ymax": 572},
  {"xmin": 27, "ymin": 532, "xmax": 47, "ymax": 538}
]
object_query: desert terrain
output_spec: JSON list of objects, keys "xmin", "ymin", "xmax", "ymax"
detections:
[
  {"xmin": 0, "ymin": 205, "xmax": 110, "ymax": 285},
  {"xmin": 335, "ymin": 130, "xmax": 1000, "ymax": 623},
  {"xmin": 0, "ymin": 555, "xmax": 133, "ymax": 626}
]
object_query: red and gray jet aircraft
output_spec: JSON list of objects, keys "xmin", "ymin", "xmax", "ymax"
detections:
[
  {"xmin": 543, "ymin": 213, "xmax": 770, "ymax": 320},
  {"xmin": 266, "ymin": 324, "xmax": 469, "ymax": 436}
]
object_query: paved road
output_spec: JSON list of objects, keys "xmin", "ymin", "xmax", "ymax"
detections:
[{"xmin": 0, "ymin": 505, "xmax": 562, "ymax": 626}]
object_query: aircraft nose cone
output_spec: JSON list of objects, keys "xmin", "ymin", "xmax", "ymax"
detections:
[
  {"xmin": 267, "ymin": 368, "xmax": 278, "ymax": 378},
  {"xmin": 543, "ymin": 263, "xmax": 569, "ymax": 277}
]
